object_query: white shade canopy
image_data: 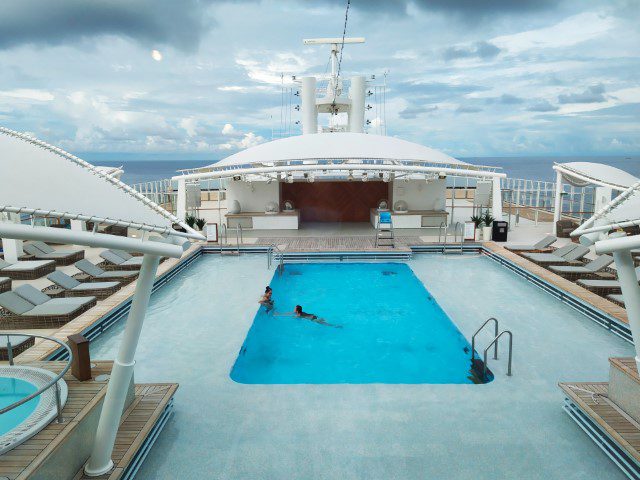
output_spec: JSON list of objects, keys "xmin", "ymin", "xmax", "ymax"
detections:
[
  {"xmin": 574, "ymin": 180, "xmax": 640, "ymax": 237},
  {"xmin": 0, "ymin": 127, "xmax": 201, "ymax": 240},
  {"xmin": 554, "ymin": 161, "xmax": 638, "ymax": 191},
  {"xmin": 205, "ymin": 132, "xmax": 472, "ymax": 170}
]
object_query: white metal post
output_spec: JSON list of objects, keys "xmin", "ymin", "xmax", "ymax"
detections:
[
  {"xmin": 491, "ymin": 176, "xmax": 503, "ymax": 221},
  {"xmin": 1, "ymin": 213, "xmax": 24, "ymax": 262},
  {"xmin": 612, "ymin": 250, "xmax": 640, "ymax": 372},
  {"xmin": 176, "ymin": 178, "xmax": 187, "ymax": 221},
  {"xmin": 84, "ymin": 254, "xmax": 161, "ymax": 476},
  {"xmin": 552, "ymin": 170, "xmax": 563, "ymax": 232}
]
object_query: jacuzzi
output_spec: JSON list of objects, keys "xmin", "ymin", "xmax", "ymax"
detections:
[{"xmin": 0, "ymin": 366, "xmax": 68, "ymax": 454}]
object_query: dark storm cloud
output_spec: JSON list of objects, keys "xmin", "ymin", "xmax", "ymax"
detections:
[
  {"xmin": 0, "ymin": 0, "xmax": 214, "ymax": 51},
  {"xmin": 527, "ymin": 100, "xmax": 559, "ymax": 112},
  {"xmin": 558, "ymin": 84, "xmax": 606, "ymax": 104},
  {"xmin": 443, "ymin": 41, "xmax": 501, "ymax": 61},
  {"xmin": 398, "ymin": 104, "xmax": 438, "ymax": 119}
]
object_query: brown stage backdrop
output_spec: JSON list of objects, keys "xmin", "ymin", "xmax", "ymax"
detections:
[{"xmin": 281, "ymin": 181, "xmax": 389, "ymax": 222}]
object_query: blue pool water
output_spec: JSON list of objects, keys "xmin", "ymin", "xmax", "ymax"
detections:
[
  {"xmin": 231, "ymin": 263, "xmax": 485, "ymax": 384},
  {"xmin": 0, "ymin": 377, "xmax": 38, "ymax": 436}
]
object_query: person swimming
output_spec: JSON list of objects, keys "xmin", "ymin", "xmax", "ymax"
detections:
[
  {"xmin": 258, "ymin": 286, "xmax": 274, "ymax": 312},
  {"xmin": 275, "ymin": 305, "xmax": 341, "ymax": 328}
]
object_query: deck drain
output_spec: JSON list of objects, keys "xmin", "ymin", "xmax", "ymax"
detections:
[{"xmin": 95, "ymin": 374, "xmax": 110, "ymax": 382}]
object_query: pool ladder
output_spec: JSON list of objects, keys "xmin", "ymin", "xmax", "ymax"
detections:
[
  {"xmin": 438, "ymin": 221, "xmax": 464, "ymax": 254},
  {"xmin": 471, "ymin": 317, "xmax": 513, "ymax": 378},
  {"xmin": 267, "ymin": 244, "xmax": 284, "ymax": 276}
]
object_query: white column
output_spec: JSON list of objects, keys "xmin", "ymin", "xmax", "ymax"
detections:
[
  {"xmin": 552, "ymin": 170, "xmax": 563, "ymax": 229},
  {"xmin": 84, "ymin": 254, "xmax": 161, "ymax": 477},
  {"xmin": 612, "ymin": 250, "xmax": 640, "ymax": 371},
  {"xmin": 176, "ymin": 178, "xmax": 187, "ymax": 221},
  {"xmin": 2, "ymin": 214, "xmax": 24, "ymax": 262},
  {"xmin": 348, "ymin": 75, "xmax": 366, "ymax": 133},
  {"xmin": 491, "ymin": 176, "xmax": 503, "ymax": 221},
  {"xmin": 301, "ymin": 77, "xmax": 318, "ymax": 135}
]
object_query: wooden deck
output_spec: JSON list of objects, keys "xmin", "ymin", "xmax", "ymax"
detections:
[
  {"xmin": 252, "ymin": 235, "xmax": 421, "ymax": 251},
  {"xmin": 0, "ymin": 361, "xmax": 177, "ymax": 480},
  {"xmin": 559, "ymin": 381, "xmax": 640, "ymax": 466},
  {"xmin": 484, "ymin": 242, "xmax": 629, "ymax": 325}
]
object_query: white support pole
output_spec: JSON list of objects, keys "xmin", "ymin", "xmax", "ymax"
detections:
[
  {"xmin": 552, "ymin": 170, "xmax": 563, "ymax": 230},
  {"xmin": 611, "ymin": 250, "xmax": 640, "ymax": 372},
  {"xmin": 176, "ymin": 178, "xmax": 187, "ymax": 222},
  {"xmin": 1, "ymin": 214, "xmax": 24, "ymax": 262},
  {"xmin": 491, "ymin": 176, "xmax": 503, "ymax": 221},
  {"xmin": 84, "ymin": 254, "xmax": 161, "ymax": 477},
  {"xmin": 301, "ymin": 77, "xmax": 318, "ymax": 135},
  {"xmin": 348, "ymin": 75, "xmax": 366, "ymax": 134}
]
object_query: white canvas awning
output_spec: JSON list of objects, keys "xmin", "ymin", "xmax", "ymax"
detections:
[
  {"xmin": 0, "ymin": 127, "xmax": 202, "ymax": 240},
  {"xmin": 554, "ymin": 161, "xmax": 638, "ymax": 191}
]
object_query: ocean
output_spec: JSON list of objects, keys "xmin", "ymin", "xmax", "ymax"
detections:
[{"xmin": 96, "ymin": 156, "xmax": 640, "ymax": 186}]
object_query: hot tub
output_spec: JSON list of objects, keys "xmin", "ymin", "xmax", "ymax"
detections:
[{"xmin": 0, "ymin": 366, "xmax": 68, "ymax": 454}]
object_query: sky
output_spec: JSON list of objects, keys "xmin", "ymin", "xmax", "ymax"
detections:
[{"xmin": 0, "ymin": 0, "xmax": 638, "ymax": 160}]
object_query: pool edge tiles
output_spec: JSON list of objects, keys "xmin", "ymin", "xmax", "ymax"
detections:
[{"xmin": 229, "ymin": 262, "xmax": 492, "ymax": 385}]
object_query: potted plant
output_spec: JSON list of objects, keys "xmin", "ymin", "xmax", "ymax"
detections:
[
  {"xmin": 470, "ymin": 214, "xmax": 483, "ymax": 241},
  {"xmin": 481, "ymin": 210, "xmax": 494, "ymax": 241},
  {"xmin": 195, "ymin": 218, "xmax": 206, "ymax": 231},
  {"xmin": 185, "ymin": 215, "xmax": 197, "ymax": 229}
]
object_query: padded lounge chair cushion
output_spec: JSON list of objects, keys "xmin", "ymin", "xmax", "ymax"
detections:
[
  {"xmin": 75, "ymin": 259, "xmax": 105, "ymax": 277},
  {"xmin": 31, "ymin": 241, "xmax": 82, "ymax": 255},
  {"xmin": 550, "ymin": 255, "xmax": 613, "ymax": 274},
  {"xmin": 578, "ymin": 279, "xmax": 620, "ymax": 288},
  {"xmin": 508, "ymin": 236, "xmax": 557, "ymax": 251},
  {"xmin": 100, "ymin": 250, "xmax": 128, "ymax": 265},
  {"xmin": 28, "ymin": 302, "xmax": 83, "ymax": 316},
  {"xmin": 48, "ymin": 271, "xmax": 80, "ymax": 290},
  {"xmin": 71, "ymin": 281, "xmax": 119, "ymax": 291},
  {"xmin": 0, "ymin": 259, "xmax": 55, "ymax": 271},
  {"xmin": 0, "ymin": 291, "xmax": 35, "ymax": 315},
  {"xmin": 14, "ymin": 284, "xmax": 51, "ymax": 306}
]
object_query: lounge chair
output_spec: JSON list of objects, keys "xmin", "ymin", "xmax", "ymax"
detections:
[
  {"xmin": 0, "ymin": 277, "xmax": 10, "ymax": 294},
  {"xmin": 0, "ymin": 258, "xmax": 56, "ymax": 280},
  {"xmin": 75, "ymin": 259, "xmax": 138, "ymax": 284},
  {"xmin": 607, "ymin": 294, "xmax": 625, "ymax": 307},
  {"xmin": 505, "ymin": 235, "xmax": 557, "ymax": 252},
  {"xmin": 99, "ymin": 250, "xmax": 144, "ymax": 270},
  {"xmin": 548, "ymin": 255, "xmax": 614, "ymax": 281},
  {"xmin": 47, "ymin": 271, "xmax": 121, "ymax": 301},
  {"xmin": 23, "ymin": 241, "xmax": 84, "ymax": 266},
  {"xmin": 577, "ymin": 266, "xmax": 640, "ymax": 296},
  {"xmin": 0, "ymin": 285, "xmax": 96, "ymax": 329},
  {"xmin": 521, "ymin": 244, "xmax": 590, "ymax": 267},
  {"xmin": 0, "ymin": 335, "xmax": 35, "ymax": 361}
]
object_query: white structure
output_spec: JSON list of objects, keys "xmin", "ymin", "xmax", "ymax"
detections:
[
  {"xmin": 0, "ymin": 127, "xmax": 204, "ymax": 476},
  {"xmin": 552, "ymin": 162, "xmax": 638, "ymax": 227},
  {"xmin": 573, "ymin": 181, "xmax": 640, "ymax": 371}
]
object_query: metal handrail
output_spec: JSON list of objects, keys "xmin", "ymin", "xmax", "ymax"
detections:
[
  {"xmin": 471, "ymin": 317, "xmax": 498, "ymax": 361},
  {"xmin": 268, "ymin": 243, "xmax": 284, "ymax": 275},
  {"xmin": 483, "ymin": 330, "xmax": 513, "ymax": 378},
  {"xmin": 0, "ymin": 333, "xmax": 73, "ymax": 423},
  {"xmin": 236, "ymin": 225, "xmax": 243, "ymax": 253},
  {"xmin": 219, "ymin": 224, "xmax": 227, "ymax": 253},
  {"xmin": 437, "ymin": 221, "xmax": 446, "ymax": 243}
]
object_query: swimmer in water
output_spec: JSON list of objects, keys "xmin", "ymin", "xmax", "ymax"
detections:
[
  {"xmin": 258, "ymin": 286, "xmax": 274, "ymax": 312},
  {"xmin": 275, "ymin": 304, "xmax": 342, "ymax": 328}
]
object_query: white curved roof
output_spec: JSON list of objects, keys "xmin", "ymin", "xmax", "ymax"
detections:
[
  {"xmin": 555, "ymin": 161, "xmax": 638, "ymax": 191},
  {"xmin": 209, "ymin": 133, "xmax": 468, "ymax": 169},
  {"xmin": 0, "ymin": 127, "xmax": 200, "ymax": 239}
]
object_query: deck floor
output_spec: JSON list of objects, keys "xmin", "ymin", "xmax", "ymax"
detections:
[
  {"xmin": 559, "ymin": 380, "xmax": 640, "ymax": 465},
  {"xmin": 0, "ymin": 360, "xmax": 176, "ymax": 480}
]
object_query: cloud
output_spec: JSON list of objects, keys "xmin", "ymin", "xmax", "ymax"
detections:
[
  {"xmin": 221, "ymin": 123, "xmax": 235, "ymax": 135},
  {"xmin": 558, "ymin": 84, "xmax": 606, "ymax": 104},
  {"xmin": 456, "ymin": 105, "xmax": 483, "ymax": 113},
  {"xmin": 0, "ymin": 0, "xmax": 214, "ymax": 51},
  {"xmin": 443, "ymin": 41, "xmax": 501, "ymax": 61},
  {"xmin": 527, "ymin": 100, "xmax": 559, "ymax": 112},
  {"xmin": 398, "ymin": 105, "xmax": 438, "ymax": 119}
]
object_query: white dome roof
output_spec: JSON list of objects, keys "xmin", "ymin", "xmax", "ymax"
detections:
[
  {"xmin": 556, "ymin": 161, "xmax": 638, "ymax": 191},
  {"xmin": 209, "ymin": 133, "xmax": 467, "ymax": 169}
]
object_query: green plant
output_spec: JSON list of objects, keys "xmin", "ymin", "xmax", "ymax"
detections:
[
  {"xmin": 185, "ymin": 214, "xmax": 196, "ymax": 228},
  {"xmin": 481, "ymin": 210, "xmax": 494, "ymax": 227},
  {"xmin": 195, "ymin": 218, "xmax": 206, "ymax": 230},
  {"xmin": 470, "ymin": 214, "xmax": 483, "ymax": 228}
]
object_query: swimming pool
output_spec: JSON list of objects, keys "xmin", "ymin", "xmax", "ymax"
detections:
[
  {"xmin": 89, "ymin": 254, "xmax": 634, "ymax": 479},
  {"xmin": 231, "ymin": 263, "xmax": 488, "ymax": 384},
  {"xmin": 0, "ymin": 377, "xmax": 38, "ymax": 436}
]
